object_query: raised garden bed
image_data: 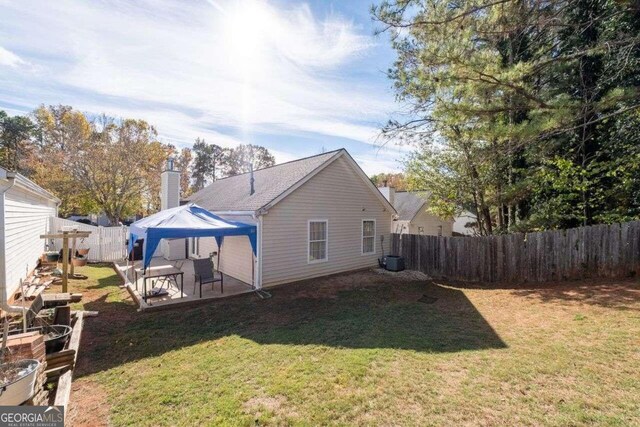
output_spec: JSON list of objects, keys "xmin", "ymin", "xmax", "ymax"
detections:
[{"xmin": 27, "ymin": 325, "xmax": 72, "ymax": 354}]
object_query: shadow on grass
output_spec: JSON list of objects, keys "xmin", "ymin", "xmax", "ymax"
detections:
[
  {"xmin": 83, "ymin": 276, "xmax": 124, "ymax": 291},
  {"xmin": 76, "ymin": 270, "xmax": 507, "ymax": 378},
  {"xmin": 433, "ymin": 277, "xmax": 640, "ymax": 311},
  {"xmin": 510, "ymin": 281, "xmax": 640, "ymax": 311}
]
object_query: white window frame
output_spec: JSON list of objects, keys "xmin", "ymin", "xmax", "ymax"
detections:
[
  {"xmin": 307, "ymin": 219, "xmax": 328, "ymax": 264},
  {"xmin": 361, "ymin": 219, "xmax": 376, "ymax": 255}
]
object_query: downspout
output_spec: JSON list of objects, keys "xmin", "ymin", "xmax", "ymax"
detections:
[
  {"xmin": 0, "ymin": 172, "xmax": 24, "ymax": 314},
  {"xmin": 257, "ymin": 214, "xmax": 263, "ymax": 289},
  {"xmin": 251, "ymin": 211, "xmax": 264, "ymax": 290}
]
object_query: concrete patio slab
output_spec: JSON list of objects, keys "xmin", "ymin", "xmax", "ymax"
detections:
[{"xmin": 115, "ymin": 257, "xmax": 255, "ymax": 310}]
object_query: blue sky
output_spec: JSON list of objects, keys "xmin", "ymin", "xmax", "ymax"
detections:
[{"xmin": 0, "ymin": 0, "xmax": 409, "ymax": 174}]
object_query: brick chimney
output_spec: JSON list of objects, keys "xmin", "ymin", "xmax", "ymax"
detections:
[
  {"xmin": 161, "ymin": 157, "xmax": 180, "ymax": 211},
  {"xmin": 379, "ymin": 180, "xmax": 395, "ymax": 207}
]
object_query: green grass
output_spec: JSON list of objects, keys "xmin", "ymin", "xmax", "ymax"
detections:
[{"xmin": 66, "ymin": 265, "xmax": 640, "ymax": 426}]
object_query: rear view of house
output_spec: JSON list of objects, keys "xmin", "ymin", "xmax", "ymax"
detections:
[{"xmin": 185, "ymin": 149, "xmax": 396, "ymax": 288}]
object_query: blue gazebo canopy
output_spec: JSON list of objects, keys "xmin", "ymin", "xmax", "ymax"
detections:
[{"xmin": 128, "ymin": 203, "xmax": 257, "ymax": 269}]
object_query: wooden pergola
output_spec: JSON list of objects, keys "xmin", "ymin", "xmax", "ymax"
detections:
[{"xmin": 40, "ymin": 230, "xmax": 91, "ymax": 292}]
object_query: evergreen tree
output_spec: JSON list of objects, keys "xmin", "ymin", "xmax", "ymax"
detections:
[{"xmin": 374, "ymin": 0, "xmax": 640, "ymax": 233}]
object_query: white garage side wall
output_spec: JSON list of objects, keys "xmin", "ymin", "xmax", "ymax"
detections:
[
  {"xmin": 198, "ymin": 236, "xmax": 254, "ymax": 285},
  {"xmin": 261, "ymin": 156, "xmax": 393, "ymax": 287},
  {"xmin": 3, "ymin": 185, "xmax": 57, "ymax": 298},
  {"xmin": 408, "ymin": 209, "xmax": 453, "ymax": 236}
]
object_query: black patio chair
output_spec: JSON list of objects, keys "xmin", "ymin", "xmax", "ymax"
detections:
[{"xmin": 193, "ymin": 257, "xmax": 223, "ymax": 298}]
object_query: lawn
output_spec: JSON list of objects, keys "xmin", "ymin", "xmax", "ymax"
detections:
[{"xmin": 65, "ymin": 264, "xmax": 639, "ymax": 426}]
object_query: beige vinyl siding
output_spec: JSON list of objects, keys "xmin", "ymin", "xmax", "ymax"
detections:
[
  {"xmin": 3, "ymin": 185, "xmax": 57, "ymax": 299},
  {"xmin": 198, "ymin": 236, "xmax": 254, "ymax": 285},
  {"xmin": 408, "ymin": 208, "xmax": 453, "ymax": 236},
  {"xmin": 261, "ymin": 156, "xmax": 393, "ymax": 287}
]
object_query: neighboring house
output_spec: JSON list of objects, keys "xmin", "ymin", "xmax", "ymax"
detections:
[
  {"xmin": 379, "ymin": 186, "xmax": 453, "ymax": 236},
  {"xmin": 181, "ymin": 149, "xmax": 396, "ymax": 288},
  {"xmin": 453, "ymin": 210, "xmax": 478, "ymax": 236},
  {"xmin": 66, "ymin": 213, "xmax": 138, "ymax": 227},
  {"xmin": 0, "ymin": 167, "xmax": 59, "ymax": 314}
]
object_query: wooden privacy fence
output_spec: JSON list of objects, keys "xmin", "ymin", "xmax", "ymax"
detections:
[
  {"xmin": 48, "ymin": 217, "xmax": 129, "ymax": 262},
  {"xmin": 391, "ymin": 221, "xmax": 640, "ymax": 283}
]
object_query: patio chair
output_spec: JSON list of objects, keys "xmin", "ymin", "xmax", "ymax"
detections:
[{"xmin": 193, "ymin": 257, "xmax": 224, "ymax": 298}]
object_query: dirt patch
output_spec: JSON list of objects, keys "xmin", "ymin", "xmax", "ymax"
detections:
[
  {"xmin": 373, "ymin": 267, "xmax": 432, "ymax": 281},
  {"xmin": 47, "ymin": 264, "xmax": 132, "ymax": 426},
  {"xmin": 68, "ymin": 379, "xmax": 110, "ymax": 427}
]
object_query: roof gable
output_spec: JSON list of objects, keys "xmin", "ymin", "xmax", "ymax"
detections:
[
  {"xmin": 394, "ymin": 191, "xmax": 428, "ymax": 221},
  {"xmin": 187, "ymin": 150, "xmax": 341, "ymax": 212},
  {"xmin": 186, "ymin": 149, "xmax": 396, "ymax": 214}
]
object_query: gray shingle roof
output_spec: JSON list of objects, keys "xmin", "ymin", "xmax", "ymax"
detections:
[
  {"xmin": 185, "ymin": 150, "xmax": 342, "ymax": 212},
  {"xmin": 394, "ymin": 191, "xmax": 428, "ymax": 221}
]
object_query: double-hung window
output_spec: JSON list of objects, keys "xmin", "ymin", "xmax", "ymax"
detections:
[
  {"xmin": 362, "ymin": 219, "xmax": 376, "ymax": 254},
  {"xmin": 308, "ymin": 220, "xmax": 328, "ymax": 263}
]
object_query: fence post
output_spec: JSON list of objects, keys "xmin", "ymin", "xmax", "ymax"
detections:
[
  {"xmin": 98, "ymin": 226, "xmax": 103, "ymax": 261},
  {"xmin": 122, "ymin": 225, "xmax": 127, "ymax": 260}
]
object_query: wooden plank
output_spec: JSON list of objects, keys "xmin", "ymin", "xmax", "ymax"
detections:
[
  {"xmin": 70, "ymin": 236, "xmax": 77, "ymax": 277},
  {"xmin": 495, "ymin": 235, "xmax": 503, "ymax": 282},
  {"xmin": 630, "ymin": 221, "xmax": 640, "ymax": 275},
  {"xmin": 42, "ymin": 293, "xmax": 71, "ymax": 303},
  {"xmin": 46, "ymin": 364, "xmax": 74, "ymax": 379},
  {"xmin": 62, "ymin": 234, "xmax": 69, "ymax": 293},
  {"xmin": 511, "ymin": 233, "xmax": 519, "ymax": 282},
  {"xmin": 504, "ymin": 234, "xmax": 512, "ymax": 282},
  {"xmin": 40, "ymin": 232, "xmax": 91, "ymax": 239},
  {"xmin": 54, "ymin": 311, "xmax": 84, "ymax": 416},
  {"xmin": 543, "ymin": 231, "xmax": 553, "ymax": 282},
  {"xmin": 46, "ymin": 349, "xmax": 76, "ymax": 363},
  {"xmin": 25, "ymin": 285, "xmax": 37, "ymax": 298},
  {"xmin": 611, "ymin": 223, "xmax": 621, "ymax": 277},
  {"xmin": 578, "ymin": 226, "xmax": 587, "ymax": 279},
  {"xmin": 420, "ymin": 235, "xmax": 426, "ymax": 275},
  {"xmin": 630, "ymin": 222, "xmax": 640, "ymax": 275},
  {"xmin": 552, "ymin": 229, "xmax": 560, "ymax": 281},
  {"xmin": 527, "ymin": 232, "xmax": 533, "ymax": 283},
  {"xmin": 621, "ymin": 222, "xmax": 631, "ymax": 275}
]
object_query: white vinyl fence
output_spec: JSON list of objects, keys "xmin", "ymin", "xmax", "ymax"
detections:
[{"xmin": 48, "ymin": 217, "xmax": 129, "ymax": 262}]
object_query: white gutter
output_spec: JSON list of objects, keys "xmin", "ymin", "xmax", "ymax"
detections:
[
  {"xmin": 0, "ymin": 172, "xmax": 24, "ymax": 314},
  {"xmin": 11, "ymin": 172, "xmax": 60, "ymax": 204}
]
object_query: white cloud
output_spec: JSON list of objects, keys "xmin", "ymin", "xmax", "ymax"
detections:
[
  {"xmin": 0, "ymin": 0, "xmax": 405, "ymax": 172},
  {"xmin": 355, "ymin": 149, "xmax": 406, "ymax": 175},
  {"xmin": 0, "ymin": 46, "xmax": 25, "ymax": 67}
]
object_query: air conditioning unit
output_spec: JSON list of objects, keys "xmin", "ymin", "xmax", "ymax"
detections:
[{"xmin": 379, "ymin": 255, "xmax": 405, "ymax": 272}]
